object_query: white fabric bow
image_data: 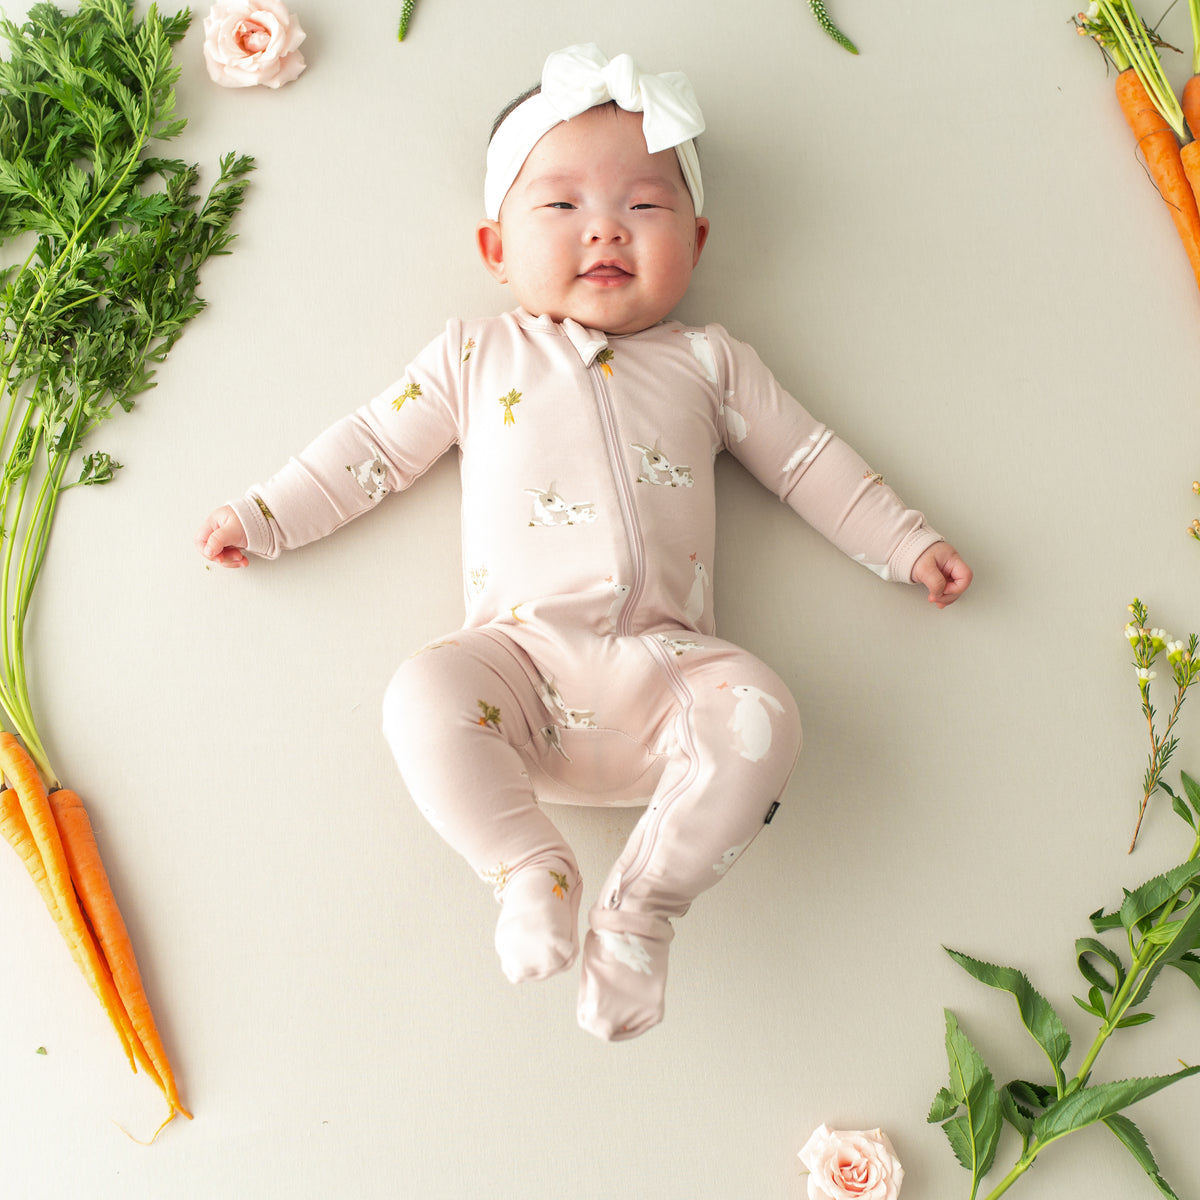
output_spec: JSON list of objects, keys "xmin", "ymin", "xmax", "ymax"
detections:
[{"xmin": 484, "ymin": 43, "xmax": 705, "ymax": 220}]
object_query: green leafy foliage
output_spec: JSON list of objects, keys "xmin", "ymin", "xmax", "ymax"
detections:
[
  {"xmin": 934, "ymin": 727, "xmax": 1200, "ymax": 1198},
  {"xmin": 0, "ymin": 0, "xmax": 251, "ymax": 783},
  {"xmin": 928, "ymin": 1011, "xmax": 1002, "ymax": 1199},
  {"xmin": 943, "ymin": 950, "xmax": 1071, "ymax": 1091}
]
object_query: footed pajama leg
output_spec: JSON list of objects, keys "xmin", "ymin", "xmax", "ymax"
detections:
[
  {"xmin": 383, "ymin": 630, "xmax": 582, "ymax": 983},
  {"xmin": 578, "ymin": 636, "xmax": 802, "ymax": 1040}
]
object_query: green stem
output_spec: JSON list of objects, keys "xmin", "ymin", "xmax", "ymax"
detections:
[
  {"xmin": 982, "ymin": 1150, "xmax": 1043, "ymax": 1200},
  {"xmin": 1098, "ymin": 0, "xmax": 1187, "ymax": 138},
  {"xmin": 1189, "ymin": 0, "xmax": 1200, "ymax": 75}
]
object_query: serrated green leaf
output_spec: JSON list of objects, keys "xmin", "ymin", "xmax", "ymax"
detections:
[
  {"xmin": 1181, "ymin": 772, "xmax": 1200, "ymax": 817},
  {"xmin": 928, "ymin": 1085, "xmax": 959, "ymax": 1123},
  {"xmin": 1032, "ymin": 1066, "xmax": 1200, "ymax": 1146},
  {"xmin": 1119, "ymin": 862, "xmax": 1200, "ymax": 934},
  {"xmin": 946, "ymin": 948, "xmax": 1071, "ymax": 1085},
  {"xmin": 939, "ymin": 1011, "xmax": 1003, "ymax": 1190},
  {"xmin": 1090, "ymin": 905, "xmax": 1124, "ymax": 934},
  {"xmin": 998, "ymin": 1084, "xmax": 1033, "ymax": 1140},
  {"xmin": 1103, "ymin": 1113, "xmax": 1180, "ymax": 1199}
]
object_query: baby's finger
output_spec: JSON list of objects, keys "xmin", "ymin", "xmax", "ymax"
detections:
[{"xmin": 206, "ymin": 541, "xmax": 248, "ymax": 568}]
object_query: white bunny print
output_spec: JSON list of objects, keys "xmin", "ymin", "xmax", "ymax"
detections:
[
  {"xmin": 784, "ymin": 430, "xmax": 832, "ymax": 473},
  {"xmin": 853, "ymin": 553, "xmax": 893, "ymax": 581},
  {"xmin": 597, "ymin": 929, "xmax": 653, "ymax": 975},
  {"xmin": 346, "ymin": 445, "xmax": 389, "ymax": 502},
  {"xmin": 607, "ymin": 581, "xmax": 632, "ymax": 630},
  {"xmin": 632, "ymin": 442, "xmax": 672, "ymax": 485},
  {"xmin": 713, "ymin": 841, "xmax": 750, "ymax": 875},
  {"xmin": 721, "ymin": 392, "xmax": 749, "ymax": 442},
  {"xmin": 729, "ymin": 685, "xmax": 787, "ymax": 763},
  {"xmin": 684, "ymin": 559, "xmax": 709, "ymax": 625},
  {"xmin": 525, "ymin": 486, "xmax": 597, "ymax": 527},
  {"xmin": 683, "ymin": 330, "xmax": 719, "ymax": 384}
]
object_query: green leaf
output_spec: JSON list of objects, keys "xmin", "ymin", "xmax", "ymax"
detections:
[
  {"xmin": 1032, "ymin": 1066, "xmax": 1200, "ymax": 1146},
  {"xmin": 1181, "ymin": 771, "xmax": 1200, "ymax": 817},
  {"xmin": 937, "ymin": 1011, "xmax": 1003, "ymax": 1190},
  {"xmin": 1170, "ymin": 952, "xmax": 1200, "ymax": 991},
  {"xmin": 1171, "ymin": 793, "xmax": 1196, "ymax": 829},
  {"xmin": 928, "ymin": 1086, "xmax": 959, "ymax": 1123},
  {"xmin": 1090, "ymin": 905, "xmax": 1124, "ymax": 934},
  {"xmin": 1114, "ymin": 1011, "xmax": 1156, "ymax": 1028},
  {"xmin": 946, "ymin": 948, "xmax": 1071, "ymax": 1086},
  {"xmin": 1103, "ymin": 1113, "xmax": 1180, "ymax": 1199},
  {"xmin": 1119, "ymin": 862, "xmax": 1200, "ymax": 934},
  {"xmin": 998, "ymin": 1084, "xmax": 1033, "ymax": 1141}
]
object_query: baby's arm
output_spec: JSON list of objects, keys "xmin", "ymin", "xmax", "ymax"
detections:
[
  {"xmin": 911, "ymin": 541, "xmax": 972, "ymax": 609},
  {"xmin": 195, "ymin": 505, "xmax": 250, "ymax": 569}
]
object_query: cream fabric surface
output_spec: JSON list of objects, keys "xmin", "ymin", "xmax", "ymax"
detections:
[{"xmin": 2, "ymin": 1, "xmax": 1199, "ymax": 1197}]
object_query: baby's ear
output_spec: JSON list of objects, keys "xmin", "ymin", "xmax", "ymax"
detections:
[
  {"xmin": 476, "ymin": 220, "xmax": 507, "ymax": 283},
  {"xmin": 692, "ymin": 216, "xmax": 710, "ymax": 266}
]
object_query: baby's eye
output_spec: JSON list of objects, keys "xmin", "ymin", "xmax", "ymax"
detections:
[
  {"xmin": 631, "ymin": 203, "xmax": 660, "ymax": 211},
  {"xmin": 546, "ymin": 201, "xmax": 576, "ymax": 210}
]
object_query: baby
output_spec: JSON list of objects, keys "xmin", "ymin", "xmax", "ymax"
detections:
[{"xmin": 196, "ymin": 44, "xmax": 971, "ymax": 1041}]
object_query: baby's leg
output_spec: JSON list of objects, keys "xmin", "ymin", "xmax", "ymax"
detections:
[
  {"xmin": 383, "ymin": 631, "xmax": 581, "ymax": 983},
  {"xmin": 578, "ymin": 638, "xmax": 801, "ymax": 1040}
]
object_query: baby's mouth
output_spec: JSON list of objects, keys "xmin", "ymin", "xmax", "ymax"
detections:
[{"xmin": 581, "ymin": 262, "xmax": 632, "ymax": 282}]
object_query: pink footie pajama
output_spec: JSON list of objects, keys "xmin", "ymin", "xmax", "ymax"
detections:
[{"xmin": 228, "ymin": 309, "xmax": 942, "ymax": 1040}]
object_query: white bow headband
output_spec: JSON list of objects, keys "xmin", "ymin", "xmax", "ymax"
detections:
[{"xmin": 484, "ymin": 43, "xmax": 705, "ymax": 221}]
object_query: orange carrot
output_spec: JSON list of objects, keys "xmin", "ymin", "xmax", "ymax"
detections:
[
  {"xmin": 1181, "ymin": 76, "xmax": 1200, "ymax": 214},
  {"xmin": 1115, "ymin": 68, "xmax": 1200, "ymax": 292},
  {"xmin": 1, "ymin": 787, "xmax": 146, "ymax": 1068},
  {"xmin": 1183, "ymin": 74, "xmax": 1200, "ymax": 142},
  {"xmin": 2, "ymin": 786, "xmax": 60, "ymax": 917},
  {"xmin": 49, "ymin": 788, "xmax": 190, "ymax": 1120},
  {"xmin": 0, "ymin": 734, "xmax": 138, "ymax": 1073}
]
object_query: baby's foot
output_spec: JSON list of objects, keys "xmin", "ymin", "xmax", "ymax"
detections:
[
  {"xmin": 494, "ymin": 863, "xmax": 582, "ymax": 983},
  {"xmin": 577, "ymin": 907, "xmax": 674, "ymax": 1041}
]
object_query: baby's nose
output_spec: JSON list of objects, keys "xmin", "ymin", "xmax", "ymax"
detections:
[{"xmin": 586, "ymin": 214, "xmax": 629, "ymax": 242}]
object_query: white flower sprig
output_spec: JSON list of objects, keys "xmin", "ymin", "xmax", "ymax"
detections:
[{"xmin": 1125, "ymin": 599, "xmax": 1200, "ymax": 852}]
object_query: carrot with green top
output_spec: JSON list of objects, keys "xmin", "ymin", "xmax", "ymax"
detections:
[
  {"xmin": 1079, "ymin": 1, "xmax": 1200, "ymax": 291},
  {"xmin": 1115, "ymin": 69, "xmax": 1200, "ymax": 290}
]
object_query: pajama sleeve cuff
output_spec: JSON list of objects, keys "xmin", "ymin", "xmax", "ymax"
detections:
[
  {"xmin": 892, "ymin": 525, "xmax": 944, "ymax": 585},
  {"xmin": 228, "ymin": 493, "xmax": 281, "ymax": 560}
]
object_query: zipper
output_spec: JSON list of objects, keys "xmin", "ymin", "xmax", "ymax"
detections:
[
  {"xmin": 587, "ymin": 363, "xmax": 645, "ymax": 637},
  {"xmin": 605, "ymin": 632, "xmax": 702, "ymax": 909},
  {"xmin": 586, "ymin": 352, "xmax": 701, "ymax": 910}
]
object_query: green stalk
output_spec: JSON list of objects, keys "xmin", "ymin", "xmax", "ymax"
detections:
[
  {"xmin": 1190, "ymin": 0, "xmax": 1200, "ymax": 75},
  {"xmin": 1097, "ymin": 0, "xmax": 1187, "ymax": 138}
]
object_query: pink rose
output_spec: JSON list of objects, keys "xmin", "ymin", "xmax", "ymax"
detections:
[
  {"xmin": 203, "ymin": 0, "xmax": 306, "ymax": 89},
  {"xmin": 798, "ymin": 1124, "xmax": 904, "ymax": 1200}
]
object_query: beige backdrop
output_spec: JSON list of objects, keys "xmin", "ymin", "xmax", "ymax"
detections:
[{"xmin": 2, "ymin": 1, "xmax": 1199, "ymax": 1197}]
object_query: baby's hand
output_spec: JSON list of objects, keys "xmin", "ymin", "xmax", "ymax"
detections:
[
  {"xmin": 912, "ymin": 542, "xmax": 971, "ymax": 609},
  {"xmin": 196, "ymin": 505, "xmax": 249, "ymax": 569}
]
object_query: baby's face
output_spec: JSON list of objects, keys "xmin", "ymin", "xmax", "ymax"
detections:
[{"xmin": 478, "ymin": 106, "xmax": 709, "ymax": 335}]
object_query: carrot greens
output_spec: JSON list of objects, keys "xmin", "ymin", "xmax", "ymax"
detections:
[
  {"xmin": 0, "ymin": 0, "xmax": 251, "ymax": 785},
  {"xmin": 0, "ymin": 0, "xmax": 251, "ymax": 1125}
]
